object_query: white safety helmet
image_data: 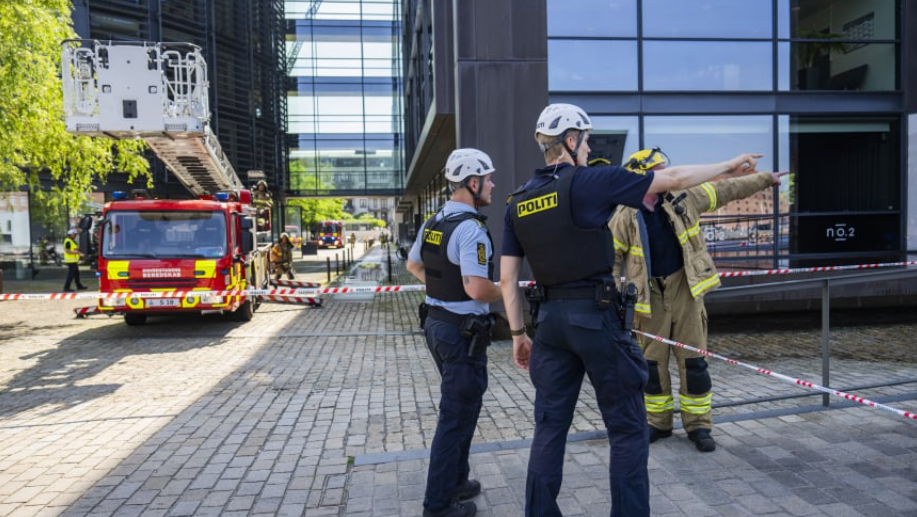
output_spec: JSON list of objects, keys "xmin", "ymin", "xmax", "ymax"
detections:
[
  {"xmin": 534, "ymin": 103, "xmax": 593, "ymax": 139},
  {"xmin": 67, "ymin": 228, "xmax": 78, "ymax": 235},
  {"xmin": 443, "ymin": 148, "xmax": 495, "ymax": 183}
]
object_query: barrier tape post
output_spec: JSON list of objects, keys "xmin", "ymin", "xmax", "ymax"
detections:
[{"xmin": 633, "ymin": 329, "xmax": 917, "ymax": 422}]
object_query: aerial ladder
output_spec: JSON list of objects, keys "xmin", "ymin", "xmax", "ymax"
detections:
[{"xmin": 61, "ymin": 40, "xmax": 242, "ymax": 197}]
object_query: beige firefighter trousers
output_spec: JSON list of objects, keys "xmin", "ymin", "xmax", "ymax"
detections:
[{"xmin": 634, "ymin": 267, "xmax": 713, "ymax": 433}]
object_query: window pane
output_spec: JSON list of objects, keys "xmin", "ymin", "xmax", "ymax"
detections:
[
  {"xmin": 778, "ymin": 0, "xmax": 898, "ymax": 40},
  {"xmin": 644, "ymin": 116, "xmax": 773, "ymax": 172},
  {"xmin": 779, "ymin": 41, "xmax": 896, "ymax": 91},
  {"xmin": 547, "ymin": 0, "xmax": 636, "ymax": 37},
  {"xmin": 643, "ymin": 0, "xmax": 772, "ymax": 39},
  {"xmin": 548, "ymin": 40, "xmax": 637, "ymax": 91},
  {"xmin": 643, "ymin": 41, "xmax": 771, "ymax": 91}
]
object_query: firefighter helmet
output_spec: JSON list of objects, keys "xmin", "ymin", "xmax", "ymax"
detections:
[
  {"xmin": 624, "ymin": 147, "xmax": 670, "ymax": 171},
  {"xmin": 443, "ymin": 148, "xmax": 495, "ymax": 183}
]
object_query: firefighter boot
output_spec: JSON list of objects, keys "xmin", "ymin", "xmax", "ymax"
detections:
[
  {"xmin": 688, "ymin": 428, "xmax": 716, "ymax": 452},
  {"xmin": 649, "ymin": 425, "xmax": 672, "ymax": 443}
]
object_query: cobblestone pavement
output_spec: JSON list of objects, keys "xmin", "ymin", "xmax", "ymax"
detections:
[{"xmin": 0, "ymin": 246, "xmax": 915, "ymax": 516}]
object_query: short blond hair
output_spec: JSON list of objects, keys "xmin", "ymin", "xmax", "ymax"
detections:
[{"xmin": 536, "ymin": 129, "xmax": 581, "ymax": 163}]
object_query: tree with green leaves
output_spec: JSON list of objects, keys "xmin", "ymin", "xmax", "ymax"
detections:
[{"xmin": 0, "ymin": 0, "xmax": 150, "ymax": 212}]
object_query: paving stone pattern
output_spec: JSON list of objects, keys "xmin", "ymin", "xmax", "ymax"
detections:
[{"xmin": 0, "ymin": 246, "xmax": 914, "ymax": 516}]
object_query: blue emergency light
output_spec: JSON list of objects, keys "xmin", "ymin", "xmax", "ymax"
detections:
[
  {"xmin": 112, "ymin": 191, "xmax": 128, "ymax": 200},
  {"xmin": 214, "ymin": 192, "xmax": 230, "ymax": 201}
]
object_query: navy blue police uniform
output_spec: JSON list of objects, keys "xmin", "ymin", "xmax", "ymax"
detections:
[
  {"xmin": 409, "ymin": 201, "xmax": 495, "ymax": 513},
  {"xmin": 503, "ymin": 162, "xmax": 654, "ymax": 517}
]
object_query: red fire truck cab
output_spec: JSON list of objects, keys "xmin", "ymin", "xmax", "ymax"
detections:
[{"xmin": 97, "ymin": 191, "xmax": 271, "ymax": 325}]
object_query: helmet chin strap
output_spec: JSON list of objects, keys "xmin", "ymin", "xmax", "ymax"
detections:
[{"xmin": 562, "ymin": 131, "xmax": 586, "ymax": 166}]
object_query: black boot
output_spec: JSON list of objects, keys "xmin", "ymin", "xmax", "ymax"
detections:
[
  {"xmin": 648, "ymin": 425, "xmax": 672, "ymax": 443},
  {"xmin": 688, "ymin": 428, "xmax": 716, "ymax": 452},
  {"xmin": 454, "ymin": 479, "xmax": 481, "ymax": 501},
  {"xmin": 423, "ymin": 502, "xmax": 476, "ymax": 517}
]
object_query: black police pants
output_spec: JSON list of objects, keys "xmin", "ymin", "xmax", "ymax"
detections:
[
  {"xmin": 64, "ymin": 262, "xmax": 83, "ymax": 290},
  {"xmin": 422, "ymin": 315, "xmax": 488, "ymax": 511},
  {"xmin": 526, "ymin": 299, "xmax": 650, "ymax": 517}
]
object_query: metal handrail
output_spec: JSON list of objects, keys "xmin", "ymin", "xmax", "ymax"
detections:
[{"xmin": 707, "ymin": 267, "xmax": 917, "ymax": 408}]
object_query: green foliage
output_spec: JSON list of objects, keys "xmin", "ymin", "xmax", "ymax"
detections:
[
  {"xmin": 795, "ymin": 29, "xmax": 849, "ymax": 69},
  {"xmin": 287, "ymin": 197, "xmax": 348, "ymax": 228},
  {"xmin": 0, "ymin": 1, "xmax": 150, "ymax": 211}
]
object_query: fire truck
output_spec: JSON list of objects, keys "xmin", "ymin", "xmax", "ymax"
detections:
[
  {"xmin": 315, "ymin": 220, "xmax": 344, "ymax": 249},
  {"xmin": 62, "ymin": 40, "xmax": 271, "ymax": 325}
]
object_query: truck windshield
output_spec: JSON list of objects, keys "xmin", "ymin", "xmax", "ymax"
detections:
[{"xmin": 101, "ymin": 211, "xmax": 227, "ymax": 259}]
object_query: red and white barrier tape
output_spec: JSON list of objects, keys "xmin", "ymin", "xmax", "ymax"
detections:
[
  {"xmin": 73, "ymin": 306, "xmax": 102, "ymax": 317},
  {"xmin": 271, "ymin": 279, "xmax": 322, "ymax": 288},
  {"xmin": 633, "ymin": 329, "xmax": 917, "ymax": 422},
  {"xmin": 718, "ymin": 260, "xmax": 917, "ymax": 278},
  {"xmin": 261, "ymin": 295, "xmax": 323, "ymax": 306},
  {"xmin": 3, "ymin": 260, "xmax": 916, "ymax": 301}
]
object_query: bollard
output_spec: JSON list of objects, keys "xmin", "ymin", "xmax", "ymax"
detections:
[
  {"xmin": 387, "ymin": 245, "xmax": 392, "ymax": 283},
  {"xmin": 335, "ymin": 253, "xmax": 340, "ymax": 276},
  {"xmin": 326, "ymin": 257, "xmax": 331, "ymax": 283}
]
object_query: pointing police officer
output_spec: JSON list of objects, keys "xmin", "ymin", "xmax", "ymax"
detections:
[
  {"xmin": 407, "ymin": 149, "xmax": 502, "ymax": 517},
  {"xmin": 500, "ymin": 103, "xmax": 762, "ymax": 517}
]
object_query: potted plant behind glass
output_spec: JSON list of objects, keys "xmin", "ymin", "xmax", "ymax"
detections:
[{"xmin": 796, "ymin": 28, "xmax": 849, "ymax": 89}]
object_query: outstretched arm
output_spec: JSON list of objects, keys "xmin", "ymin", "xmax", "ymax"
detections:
[{"xmin": 648, "ymin": 153, "xmax": 763, "ymax": 194}]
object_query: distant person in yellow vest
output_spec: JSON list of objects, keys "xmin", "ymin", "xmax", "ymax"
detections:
[
  {"xmin": 604, "ymin": 148, "xmax": 786, "ymax": 452},
  {"xmin": 63, "ymin": 228, "xmax": 88, "ymax": 292},
  {"xmin": 271, "ymin": 233, "xmax": 295, "ymax": 280},
  {"xmin": 349, "ymin": 233, "xmax": 357, "ymax": 249}
]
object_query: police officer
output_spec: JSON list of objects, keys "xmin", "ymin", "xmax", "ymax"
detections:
[
  {"xmin": 407, "ymin": 148, "xmax": 502, "ymax": 517},
  {"xmin": 500, "ymin": 103, "xmax": 762, "ymax": 517},
  {"xmin": 607, "ymin": 149, "xmax": 787, "ymax": 453},
  {"xmin": 62, "ymin": 228, "xmax": 88, "ymax": 292}
]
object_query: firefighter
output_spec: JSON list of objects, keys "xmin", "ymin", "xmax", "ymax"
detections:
[
  {"xmin": 500, "ymin": 103, "xmax": 762, "ymax": 517},
  {"xmin": 253, "ymin": 180, "xmax": 273, "ymax": 231},
  {"xmin": 271, "ymin": 233, "xmax": 295, "ymax": 280},
  {"xmin": 62, "ymin": 228, "xmax": 88, "ymax": 292},
  {"xmin": 406, "ymin": 149, "xmax": 502, "ymax": 517},
  {"xmin": 605, "ymin": 149, "xmax": 786, "ymax": 453}
]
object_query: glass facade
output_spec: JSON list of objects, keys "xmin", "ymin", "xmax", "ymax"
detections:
[
  {"xmin": 286, "ymin": 0, "xmax": 404, "ymax": 197},
  {"xmin": 548, "ymin": 0, "xmax": 905, "ymax": 268}
]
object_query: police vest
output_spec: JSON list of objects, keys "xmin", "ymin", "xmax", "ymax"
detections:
[
  {"xmin": 63, "ymin": 237, "xmax": 80, "ymax": 264},
  {"xmin": 420, "ymin": 211, "xmax": 494, "ymax": 302},
  {"xmin": 508, "ymin": 168, "xmax": 615, "ymax": 286}
]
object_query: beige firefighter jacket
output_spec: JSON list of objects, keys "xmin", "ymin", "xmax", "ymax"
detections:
[
  {"xmin": 609, "ymin": 172, "xmax": 775, "ymax": 318},
  {"xmin": 271, "ymin": 241, "xmax": 293, "ymax": 267}
]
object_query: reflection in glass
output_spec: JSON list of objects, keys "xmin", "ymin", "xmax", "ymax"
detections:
[
  {"xmin": 643, "ymin": 41, "xmax": 771, "ymax": 91},
  {"xmin": 588, "ymin": 117, "xmax": 639, "ymax": 166},
  {"xmin": 778, "ymin": 0, "xmax": 898, "ymax": 40},
  {"xmin": 547, "ymin": 0, "xmax": 636, "ymax": 37},
  {"xmin": 548, "ymin": 40, "xmax": 637, "ymax": 91},
  {"xmin": 779, "ymin": 41, "xmax": 896, "ymax": 91},
  {"xmin": 643, "ymin": 0, "xmax": 772, "ymax": 39}
]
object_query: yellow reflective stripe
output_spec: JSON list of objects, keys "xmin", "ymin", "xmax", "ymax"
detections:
[
  {"xmin": 700, "ymin": 182, "xmax": 718, "ymax": 212},
  {"xmin": 676, "ymin": 222, "xmax": 701, "ymax": 244},
  {"xmin": 690, "ymin": 273, "xmax": 720, "ymax": 297},
  {"xmin": 613, "ymin": 238, "xmax": 628, "ymax": 252},
  {"xmin": 629, "ymin": 246, "xmax": 644, "ymax": 257},
  {"xmin": 107, "ymin": 260, "xmax": 130, "ymax": 280},
  {"xmin": 635, "ymin": 303, "xmax": 651, "ymax": 314},
  {"xmin": 644, "ymin": 394, "xmax": 674, "ymax": 413},
  {"xmin": 194, "ymin": 260, "xmax": 217, "ymax": 279},
  {"xmin": 680, "ymin": 393, "xmax": 712, "ymax": 415}
]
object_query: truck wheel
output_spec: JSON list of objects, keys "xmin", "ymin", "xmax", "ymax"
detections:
[
  {"xmin": 124, "ymin": 313, "xmax": 147, "ymax": 326},
  {"xmin": 234, "ymin": 300, "xmax": 254, "ymax": 322}
]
